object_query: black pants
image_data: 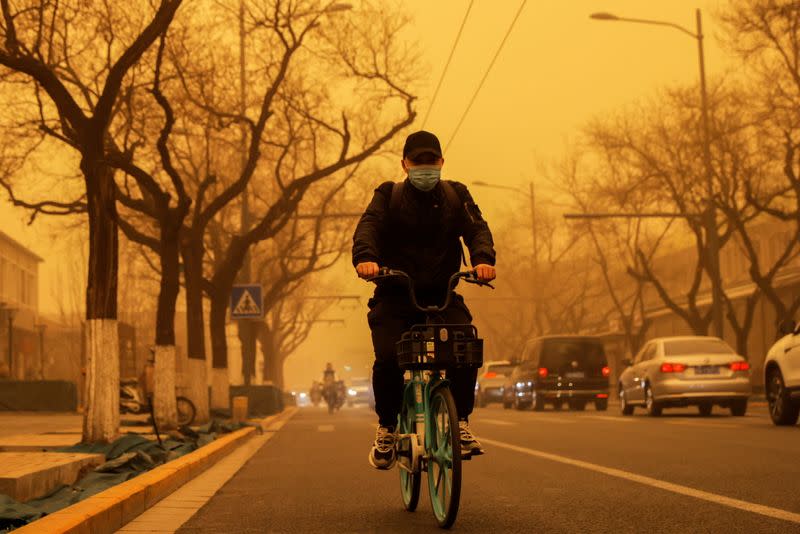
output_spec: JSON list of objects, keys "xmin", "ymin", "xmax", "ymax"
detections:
[{"xmin": 368, "ymin": 294, "xmax": 478, "ymax": 428}]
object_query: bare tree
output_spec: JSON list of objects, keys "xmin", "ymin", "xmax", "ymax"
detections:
[
  {"xmin": 194, "ymin": 0, "xmax": 416, "ymax": 399},
  {"xmin": 0, "ymin": 0, "xmax": 182, "ymax": 442},
  {"xmin": 720, "ymin": 1, "xmax": 800, "ymax": 327}
]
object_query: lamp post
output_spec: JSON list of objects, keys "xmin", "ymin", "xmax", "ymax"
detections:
[
  {"xmin": 590, "ymin": 9, "xmax": 724, "ymax": 338},
  {"xmin": 35, "ymin": 323, "xmax": 47, "ymax": 380}
]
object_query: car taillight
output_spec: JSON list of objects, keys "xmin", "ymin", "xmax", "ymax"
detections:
[
  {"xmin": 484, "ymin": 371, "xmax": 497, "ymax": 379},
  {"xmin": 601, "ymin": 366, "xmax": 610, "ymax": 377},
  {"xmin": 660, "ymin": 363, "xmax": 687, "ymax": 373},
  {"xmin": 596, "ymin": 393, "xmax": 609, "ymax": 398},
  {"xmin": 538, "ymin": 367, "xmax": 548, "ymax": 378},
  {"xmin": 729, "ymin": 361, "xmax": 750, "ymax": 372}
]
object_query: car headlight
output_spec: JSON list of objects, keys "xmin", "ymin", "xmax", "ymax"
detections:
[
  {"xmin": 527, "ymin": 381, "xmax": 533, "ymax": 387},
  {"xmin": 516, "ymin": 381, "xmax": 526, "ymax": 388},
  {"xmin": 347, "ymin": 389, "xmax": 357, "ymax": 396},
  {"xmin": 299, "ymin": 392, "xmax": 307, "ymax": 398}
]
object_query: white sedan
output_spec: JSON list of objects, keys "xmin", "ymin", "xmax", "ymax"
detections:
[{"xmin": 618, "ymin": 336, "xmax": 752, "ymax": 417}]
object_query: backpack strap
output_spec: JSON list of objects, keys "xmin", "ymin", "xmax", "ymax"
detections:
[{"xmin": 389, "ymin": 181, "xmax": 404, "ymax": 216}]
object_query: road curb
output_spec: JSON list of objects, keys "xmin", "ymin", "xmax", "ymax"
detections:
[{"xmin": 14, "ymin": 408, "xmax": 297, "ymax": 534}]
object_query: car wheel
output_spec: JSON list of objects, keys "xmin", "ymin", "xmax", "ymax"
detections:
[
  {"xmin": 767, "ymin": 368, "xmax": 800, "ymax": 426},
  {"xmin": 476, "ymin": 392, "xmax": 487, "ymax": 408},
  {"xmin": 698, "ymin": 403, "xmax": 713, "ymax": 417},
  {"xmin": 620, "ymin": 387, "xmax": 634, "ymax": 416},
  {"xmin": 730, "ymin": 399, "xmax": 747, "ymax": 417},
  {"xmin": 532, "ymin": 390, "xmax": 545, "ymax": 411},
  {"xmin": 595, "ymin": 398, "xmax": 608, "ymax": 411},
  {"xmin": 644, "ymin": 384, "xmax": 662, "ymax": 417}
]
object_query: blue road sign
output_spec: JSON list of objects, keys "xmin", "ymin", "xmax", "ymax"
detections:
[{"xmin": 231, "ymin": 285, "xmax": 263, "ymax": 319}]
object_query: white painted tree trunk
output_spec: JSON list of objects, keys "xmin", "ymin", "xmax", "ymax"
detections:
[
  {"xmin": 186, "ymin": 357, "xmax": 210, "ymax": 423},
  {"xmin": 83, "ymin": 319, "xmax": 120, "ymax": 443},
  {"xmin": 153, "ymin": 345, "xmax": 178, "ymax": 430},
  {"xmin": 210, "ymin": 368, "xmax": 230, "ymax": 410}
]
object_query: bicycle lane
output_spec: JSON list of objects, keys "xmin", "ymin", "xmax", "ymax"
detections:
[{"xmin": 173, "ymin": 406, "xmax": 798, "ymax": 533}]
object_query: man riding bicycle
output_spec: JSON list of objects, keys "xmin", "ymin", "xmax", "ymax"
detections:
[{"xmin": 353, "ymin": 130, "xmax": 496, "ymax": 470}]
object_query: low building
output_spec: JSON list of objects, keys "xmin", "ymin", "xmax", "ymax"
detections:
[{"xmin": 0, "ymin": 230, "xmax": 43, "ymax": 380}]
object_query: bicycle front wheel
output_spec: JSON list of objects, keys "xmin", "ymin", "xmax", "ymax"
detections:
[
  {"xmin": 398, "ymin": 395, "xmax": 420, "ymax": 511},
  {"xmin": 427, "ymin": 386, "xmax": 462, "ymax": 529}
]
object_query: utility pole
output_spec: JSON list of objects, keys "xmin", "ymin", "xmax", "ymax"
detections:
[
  {"xmin": 696, "ymin": 9, "xmax": 724, "ymax": 339},
  {"xmin": 589, "ymin": 7, "xmax": 724, "ymax": 338},
  {"xmin": 237, "ymin": 0, "xmax": 258, "ymax": 386}
]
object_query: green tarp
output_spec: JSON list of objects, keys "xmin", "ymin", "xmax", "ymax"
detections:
[{"xmin": 0, "ymin": 419, "xmax": 251, "ymax": 532}]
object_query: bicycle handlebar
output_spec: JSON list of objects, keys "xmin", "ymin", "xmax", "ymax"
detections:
[{"xmin": 367, "ymin": 268, "xmax": 494, "ymax": 313}]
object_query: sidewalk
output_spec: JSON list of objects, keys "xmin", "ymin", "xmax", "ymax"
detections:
[{"xmin": 0, "ymin": 409, "xmax": 294, "ymax": 533}]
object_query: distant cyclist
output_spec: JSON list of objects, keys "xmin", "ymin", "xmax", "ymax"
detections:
[
  {"xmin": 353, "ymin": 130, "xmax": 496, "ymax": 469},
  {"xmin": 323, "ymin": 362, "xmax": 337, "ymax": 385}
]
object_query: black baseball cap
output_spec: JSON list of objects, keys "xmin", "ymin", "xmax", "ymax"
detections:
[{"xmin": 403, "ymin": 130, "xmax": 442, "ymax": 160}]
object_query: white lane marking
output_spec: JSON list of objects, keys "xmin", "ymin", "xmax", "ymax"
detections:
[
  {"xmin": 481, "ymin": 437, "xmax": 800, "ymax": 525},
  {"xmin": 478, "ymin": 419, "xmax": 517, "ymax": 426},
  {"xmin": 317, "ymin": 424, "xmax": 335, "ymax": 432},
  {"xmin": 580, "ymin": 415, "xmax": 635, "ymax": 423}
]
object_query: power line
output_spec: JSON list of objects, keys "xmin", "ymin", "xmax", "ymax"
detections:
[
  {"xmin": 444, "ymin": 0, "xmax": 528, "ymax": 151},
  {"xmin": 420, "ymin": 0, "xmax": 475, "ymax": 129}
]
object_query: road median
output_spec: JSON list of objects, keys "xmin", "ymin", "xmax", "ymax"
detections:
[{"xmin": 12, "ymin": 408, "xmax": 297, "ymax": 534}]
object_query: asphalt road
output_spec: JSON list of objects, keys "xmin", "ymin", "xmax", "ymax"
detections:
[{"xmin": 177, "ymin": 402, "xmax": 800, "ymax": 533}]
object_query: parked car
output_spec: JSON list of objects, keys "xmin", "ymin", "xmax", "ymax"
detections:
[
  {"xmin": 618, "ymin": 336, "xmax": 752, "ymax": 417},
  {"xmin": 502, "ymin": 336, "xmax": 610, "ymax": 411},
  {"xmin": 475, "ymin": 360, "xmax": 519, "ymax": 407},
  {"xmin": 346, "ymin": 377, "xmax": 374, "ymax": 407},
  {"xmin": 764, "ymin": 320, "xmax": 800, "ymax": 425}
]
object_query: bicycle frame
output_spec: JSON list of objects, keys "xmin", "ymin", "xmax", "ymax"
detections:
[{"xmin": 399, "ymin": 368, "xmax": 451, "ymax": 473}]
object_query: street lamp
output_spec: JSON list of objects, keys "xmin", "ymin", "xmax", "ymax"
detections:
[{"xmin": 590, "ymin": 9, "xmax": 725, "ymax": 338}]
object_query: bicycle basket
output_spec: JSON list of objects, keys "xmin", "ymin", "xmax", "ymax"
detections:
[{"xmin": 396, "ymin": 324, "xmax": 484, "ymax": 370}]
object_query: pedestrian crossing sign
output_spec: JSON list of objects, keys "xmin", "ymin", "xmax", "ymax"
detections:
[{"xmin": 231, "ymin": 285, "xmax": 263, "ymax": 319}]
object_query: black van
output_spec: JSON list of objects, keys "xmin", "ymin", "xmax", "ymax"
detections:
[{"xmin": 502, "ymin": 336, "xmax": 610, "ymax": 411}]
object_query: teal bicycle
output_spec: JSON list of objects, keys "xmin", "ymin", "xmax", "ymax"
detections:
[{"xmin": 370, "ymin": 268, "xmax": 491, "ymax": 529}]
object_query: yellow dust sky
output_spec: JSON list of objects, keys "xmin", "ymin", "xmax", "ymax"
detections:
[
  {"xmin": 0, "ymin": 1, "xmax": 732, "ymax": 386},
  {"xmin": 283, "ymin": 0, "xmax": 733, "ymax": 388}
]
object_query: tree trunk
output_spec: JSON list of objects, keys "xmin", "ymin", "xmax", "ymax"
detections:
[
  {"xmin": 209, "ymin": 288, "xmax": 230, "ymax": 409},
  {"xmin": 181, "ymin": 239, "xmax": 209, "ymax": 422},
  {"xmin": 152, "ymin": 226, "xmax": 180, "ymax": 430},
  {"xmin": 82, "ymin": 157, "xmax": 120, "ymax": 443},
  {"xmin": 210, "ymin": 289, "xmax": 229, "ymax": 370},
  {"xmin": 259, "ymin": 326, "xmax": 284, "ymax": 389},
  {"xmin": 238, "ymin": 321, "xmax": 257, "ymax": 386}
]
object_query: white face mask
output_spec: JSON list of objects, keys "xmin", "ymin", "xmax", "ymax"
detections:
[{"xmin": 407, "ymin": 165, "xmax": 442, "ymax": 192}]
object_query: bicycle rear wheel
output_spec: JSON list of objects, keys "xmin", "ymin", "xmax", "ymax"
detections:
[
  {"xmin": 398, "ymin": 398, "xmax": 420, "ymax": 511},
  {"xmin": 176, "ymin": 396, "xmax": 196, "ymax": 426},
  {"xmin": 427, "ymin": 386, "xmax": 461, "ymax": 529}
]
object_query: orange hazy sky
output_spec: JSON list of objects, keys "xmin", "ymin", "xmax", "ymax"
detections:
[
  {"xmin": 0, "ymin": 0, "xmax": 733, "ymax": 386},
  {"xmin": 284, "ymin": 0, "xmax": 734, "ymax": 388}
]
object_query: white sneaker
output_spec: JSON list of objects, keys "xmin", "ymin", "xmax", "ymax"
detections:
[
  {"xmin": 458, "ymin": 420, "xmax": 484, "ymax": 456},
  {"xmin": 368, "ymin": 425, "xmax": 397, "ymax": 469}
]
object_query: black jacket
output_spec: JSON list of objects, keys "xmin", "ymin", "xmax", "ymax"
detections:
[{"xmin": 352, "ymin": 178, "xmax": 496, "ymax": 303}]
